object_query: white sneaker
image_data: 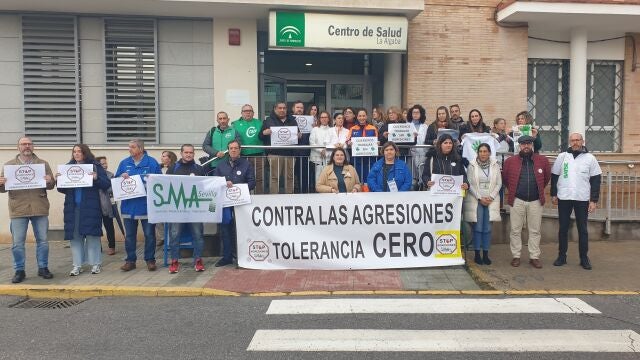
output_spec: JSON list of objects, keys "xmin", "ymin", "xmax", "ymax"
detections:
[
  {"xmin": 69, "ymin": 266, "xmax": 81, "ymax": 276},
  {"xmin": 91, "ymin": 264, "xmax": 102, "ymax": 274}
]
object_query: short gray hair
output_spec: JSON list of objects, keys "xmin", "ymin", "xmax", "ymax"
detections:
[{"xmin": 129, "ymin": 138, "xmax": 145, "ymax": 151}]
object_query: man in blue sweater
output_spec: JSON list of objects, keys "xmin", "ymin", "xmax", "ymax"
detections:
[{"xmin": 115, "ymin": 138, "xmax": 162, "ymax": 271}]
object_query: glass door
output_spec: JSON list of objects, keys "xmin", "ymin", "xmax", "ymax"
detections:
[{"xmin": 259, "ymin": 74, "xmax": 287, "ymax": 121}]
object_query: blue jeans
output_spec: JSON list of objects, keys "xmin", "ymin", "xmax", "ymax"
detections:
[
  {"xmin": 219, "ymin": 221, "xmax": 236, "ymax": 262},
  {"xmin": 473, "ymin": 203, "xmax": 492, "ymax": 251},
  {"xmin": 169, "ymin": 223, "xmax": 204, "ymax": 260},
  {"xmin": 123, "ymin": 218, "xmax": 156, "ymax": 262},
  {"xmin": 70, "ymin": 209, "xmax": 102, "ymax": 267},
  {"xmin": 10, "ymin": 216, "xmax": 49, "ymax": 271}
]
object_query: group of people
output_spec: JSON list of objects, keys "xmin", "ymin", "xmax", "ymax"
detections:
[{"xmin": 0, "ymin": 101, "xmax": 602, "ymax": 283}]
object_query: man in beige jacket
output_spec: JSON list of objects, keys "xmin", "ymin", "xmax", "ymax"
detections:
[{"xmin": 0, "ymin": 136, "xmax": 55, "ymax": 283}]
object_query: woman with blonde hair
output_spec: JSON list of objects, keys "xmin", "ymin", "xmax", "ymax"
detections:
[{"xmin": 371, "ymin": 106, "xmax": 386, "ymax": 130}]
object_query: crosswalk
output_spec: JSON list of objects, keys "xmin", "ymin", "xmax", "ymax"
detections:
[{"xmin": 247, "ymin": 297, "xmax": 640, "ymax": 353}]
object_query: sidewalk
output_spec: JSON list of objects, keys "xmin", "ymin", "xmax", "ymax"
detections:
[{"xmin": 0, "ymin": 240, "xmax": 637, "ymax": 297}]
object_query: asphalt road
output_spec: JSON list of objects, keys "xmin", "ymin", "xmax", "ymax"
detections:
[{"xmin": 0, "ymin": 295, "xmax": 638, "ymax": 360}]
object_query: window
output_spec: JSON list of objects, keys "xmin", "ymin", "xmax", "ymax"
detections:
[
  {"xmin": 586, "ymin": 60, "xmax": 623, "ymax": 152},
  {"xmin": 21, "ymin": 15, "xmax": 79, "ymax": 144},
  {"xmin": 104, "ymin": 18, "xmax": 157, "ymax": 143}
]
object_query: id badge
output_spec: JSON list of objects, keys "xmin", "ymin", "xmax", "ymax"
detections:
[{"xmin": 387, "ymin": 179, "xmax": 398, "ymax": 192}]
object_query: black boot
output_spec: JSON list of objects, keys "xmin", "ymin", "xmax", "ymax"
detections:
[
  {"xmin": 482, "ymin": 250, "xmax": 492, "ymax": 265},
  {"xmin": 474, "ymin": 250, "xmax": 482, "ymax": 265},
  {"xmin": 553, "ymin": 255, "xmax": 567, "ymax": 266}
]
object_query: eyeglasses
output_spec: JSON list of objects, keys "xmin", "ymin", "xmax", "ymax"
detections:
[
  {"xmin": 19, "ymin": 143, "xmax": 33, "ymax": 146},
  {"xmin": 242, "ymin": 109, "xmax": 253, "ymax": 112}
]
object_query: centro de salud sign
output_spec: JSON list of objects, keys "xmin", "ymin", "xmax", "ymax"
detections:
[{"xmin": 269, "ymin": 11, "xmax": 408, "ymax": 52}]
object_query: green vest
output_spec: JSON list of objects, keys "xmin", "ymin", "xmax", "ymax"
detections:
[
  {"xmin": 232, "ymin": 117, "xmax": 264, "ymax": 155},
  {"xmin": 210, "ymin": 126, "xmax": 237, "ymax": 168}
]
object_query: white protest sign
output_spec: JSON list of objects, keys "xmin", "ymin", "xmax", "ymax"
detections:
[
  {"xmin": 461, "ymin": 133, "xmax": 500, "ymax": 162},
  {"xmin": 222, "ymin": 183, "xmax": 252, "ymax": 208},
  {"xmin": 351, "ymin": 136, "xmax": 378, "ymax": 157},
  {"xmin": 295, "ymin": 115, "xmax": 315, "ymax": 134},
  {"xmin": 3, "ymin": 164, "xmax": 46, "ymax": 190},
  {"xmin": 56, "ymin": 164, "xmax": 94, "ymax": 188},
  {"xmin": 388, "ymin": 123, "xmax": 415, "ymax": 143},
  {"xmin": 430, "ymin": 174, "xmax": 463, "ymax": 196},
  {"xmin": 270, "ymin": 126, "xmax": 299, "ymax": 146},
  {"xmin": 111, "ymin": 175, "xmax": 146, "ymax": 201},
  {"xmin": 236, "ymin": 192, "xmax": 463, "ymax": 270},
  {"xmin": 146, "ymin": 175, "xmax": 227, "ymax": 223}
]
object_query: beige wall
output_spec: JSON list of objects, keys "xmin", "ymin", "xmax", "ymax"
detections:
[
  {"xmin": 406, "ymin": 0, "xmax": 528, "ymax": 127},
  {"xmin": 212, "ymin": 18, "xmax": 259, "ymax": 124},
  {"xmin": 623, "ymin": 33, "xmax": 640, "ymax": 154}
]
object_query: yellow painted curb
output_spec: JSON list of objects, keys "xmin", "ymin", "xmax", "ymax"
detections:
[
  {"xmin": 417, "ymin": 290, "xmax": 462, "ymax": 295},
  {"xmin": 373, "ymin": 290, "xmax": 418, "ymax": 295},
  {"xmin": 591, "ymin": 290, "xmax": 639, "ymax": 295},
  {"xmin": 0, "ymin": 285, "xmax": 29, "ymax": 297},
  {"xmin": 460, "ymin": 290, "xmax": 505, "ymax": 295},
  {"xmin": 546, "ymin": 290, "xmax": 594, "ymax": 295},
  {"xmin": 288, "ymin": 291, "xmax": 332, "ymax": 296},
  {"xmin": 331, "ymin": 290, "xmax": 375, "ymax": 295},
  {"xmin": 506, "ymin": 290, "xmax": 550, "ymax": 295},
  {"xmin": 111, "ymin": 286, "xmax": 159, "ymax": 297},
  {"xmin": 156, "ymin": 287, "xmax": 204, "ymax": 297},
  {"xmin": 201, "ymin": 288, "xmax": 241, "ymax": 297},
  {"xmin": 249, "ymin": 292, "xmax": 288, "ymax": 297}
]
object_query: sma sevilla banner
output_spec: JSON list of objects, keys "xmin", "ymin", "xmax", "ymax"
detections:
[
  {"xmin": 146, "ymin": 175, "xmax": 226, "ymax": 223},
  {"xmin": 236, "ymin": 192, "xmax": 463, "ymax": 270}
]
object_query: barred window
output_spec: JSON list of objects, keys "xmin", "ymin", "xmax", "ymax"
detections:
[
  {"xmin": 585, "ymin": 60, "xmax": 623, "ymax": 152},
  {"xmin": 21, "ymin": 15, "xmax": 80, "ymax": 144},
  {"xmin": 104, "ymin": 18, "xmax": 157, "ymax": 143}
]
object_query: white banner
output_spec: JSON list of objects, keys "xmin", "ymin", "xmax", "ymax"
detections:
[
  {"xmin": 111, "ymin": 175, "xmax": 147, "ymax": 201},
  {"xmin": 388, "ymin": 123, "xmax": 416, "ymax": 143},
  {"xmin": 269, "ymin": 12, "xmax": 408, "ymax": 52},
  {"xmin": 146, "ymin": 175, "xmax": 227, "ymax": 223},
  {"xmin": 222, "ymin": 183, "xmax": 252, "ymax": 208},
  {"xmin": 461, "ymin": 133, "xmax": 500, "ymax": 162},
  {"xmin": 430, "ymin": 174, "xmax": 463, "ymax": 196},
  {"xmin": 236, "ymin": 193, "xmax": 463, "ymax": 270},
  {"xmin": 270, "ymin": 126, "xmax": 299, "ymax": 146},
  {"xmin": 295, "ymin": 115, "xmax": 314, "ymax": 134},
  {"xmin": 56, "ymin": 164, "xmax": 94, "ymax": 188},
  {"xmin": 351, "ymin": 136, "xmax": 378, "ymax": 157},
  {"xmin": 4, "ymin": 164, "xmax": 46, "ymax": 190}
]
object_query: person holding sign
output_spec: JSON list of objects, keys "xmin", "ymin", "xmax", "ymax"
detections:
[
  {"xmin": 0, "ymin": 136, "xmax": 55, "ymax": 283},
  {"xmin": 458, "ymin": 109, "xmax": 490, "ymax": 141},
  {"xmin": 56, "ymin": 144, "xmax": 110, "ymax": 276},
  {"xmin": 509, "ymin": 111, "xmax": 542, "ymax": 153},
  {"xmin": 115, "ymin": 138, "xmax": 162, "ymax": 272},
  {"xmin": 378, "ymin": 106, "xmax": 416, "ymax": 155},
  {"xmin": 464, "ymin": 143, "xmax": 502, "ymax": 265},
  {"xmin": 422, "ymin": 134, "xmax": 469, "ymax": 191},
  {"xmin": 425, "ymin": 106, "xmax": 454, "ymax": 146},
  {"xmin": 259, "ymin": 101, "xmax": 301, "ymax": 194},
  {"xmin": 213, "ymin": 140, "xmax": 255, "ymax": 267},
  {"xmin": 348, "ymin": 108, "xmax": 378, "ymax": 182},
  {"xmin": 367, "ymin": 142, "xmax": 412, "ymax": 192},
  {"xmin": 316, "ymin": 148, "xmax": 361, "ymax": 193},
  {"xmin": 166, "ymin": 144, "xmax": 207, "ymax": 274}
]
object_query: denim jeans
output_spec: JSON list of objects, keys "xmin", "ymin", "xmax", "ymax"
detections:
[
  {"xmin": 10, "ymin": 216, "xmax": 49, "ymax": 271},
  {"xmin": 473, "ymin": 203, "xmax": 492, "ymax": 251},
  {"xmin": 169, "ymin": 222, "xmax": 204, "ymax": 260},
  {"xmin": 123, "ymin": 218, "xmax": 156, "ymax": 262},
  {"xmin": 219, "ymin": 221, "xmax": 236, "ymax": 262},
  {"xmin": 70, "ymin": 209, "xmax": 102, "ymax": 267}
]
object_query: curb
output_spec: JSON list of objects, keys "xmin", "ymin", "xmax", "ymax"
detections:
[{"xmin": 0, "ymin": 285, "xmax": 638, "ymax": 299}]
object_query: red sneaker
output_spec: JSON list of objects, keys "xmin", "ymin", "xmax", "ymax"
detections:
[
  {"xmin": 169, "ymin": 259, "xmax": 179, "ymax": 274},
  {"xmin": 194, "ymin": 258, "xmax": 205, "ymax": 272}
]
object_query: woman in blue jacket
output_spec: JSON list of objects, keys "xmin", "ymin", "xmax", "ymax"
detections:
[
  {"xmin": 367, "ymin": 141, "xmax": 413, "ymax": 192},
  {"xmin": 57, "ymin": 144, "xmax": 111, "ymax": 276}
]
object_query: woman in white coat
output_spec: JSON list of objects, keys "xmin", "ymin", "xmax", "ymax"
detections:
[
  {"xmin": 310, "ymin": 111, "xmax": 338, "ymax": 183},
  {"xmin": 464, "ymin": 143, "xmax": 502, "ymax": 265}
]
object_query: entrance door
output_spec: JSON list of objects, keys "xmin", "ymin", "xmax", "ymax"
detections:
[{"xmin": 259, "ymin": 74, "xmax": 287, "ymax": 121}]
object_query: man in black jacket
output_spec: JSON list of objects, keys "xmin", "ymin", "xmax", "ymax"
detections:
[
  {"xmin": 259, "ymin": 101, "xmax": 301, "ymax": 194},
  {"xmin": 166, "ymin": 144, "xmax": 206, "ymax": 274}
]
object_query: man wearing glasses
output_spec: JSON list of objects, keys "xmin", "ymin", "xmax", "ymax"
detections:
[
  {"xmin": 0, "ymin": 137, "xmax": 55, "ymax": 283},
  {"xmin": 232, "ymin": 104, "xmax": 264, "ymax": 193}
]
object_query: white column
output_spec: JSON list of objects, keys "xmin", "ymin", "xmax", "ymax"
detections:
[
  {"xmin": 569, "ymin": 27, "xmax": 588, "ymax": 136},
  {"xmin": 383, "ymin": 53, "xmax": 402, "ymax": 108}
]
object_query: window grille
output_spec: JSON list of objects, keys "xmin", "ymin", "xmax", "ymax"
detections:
[
  {"xmin": 104, "ymin": 18, "xmax": 157, "ymax": 143},
  {"xmin": 585, "ymin": 60, "xmax": 623, "ymax": 152},
  {"xmin": 21, "ymin": 15, "xmax": 79, "ymax": 144}
]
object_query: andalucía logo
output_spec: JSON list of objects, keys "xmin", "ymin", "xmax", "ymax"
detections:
[{"xmin": 276, "ymin": 12, "xmax": 305, "ymax": 47}]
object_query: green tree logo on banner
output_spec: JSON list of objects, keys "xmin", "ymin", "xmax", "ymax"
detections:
[{"xmin": 276, "ymin": 12, "xmax": 305, "ymax": 47}]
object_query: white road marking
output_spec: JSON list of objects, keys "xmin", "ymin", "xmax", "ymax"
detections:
[
  {"xmin": 247, "ymin": 329, "xmax": 640, "ymax": 352},
  {"xmin": 266, "ymin": 298, "xmax": 601, "ymax": 314}
]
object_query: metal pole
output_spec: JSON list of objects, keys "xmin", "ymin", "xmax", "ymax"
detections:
[{"xmin": 605, "ymin": 169, "xmax": 612, "ymax": 235}]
